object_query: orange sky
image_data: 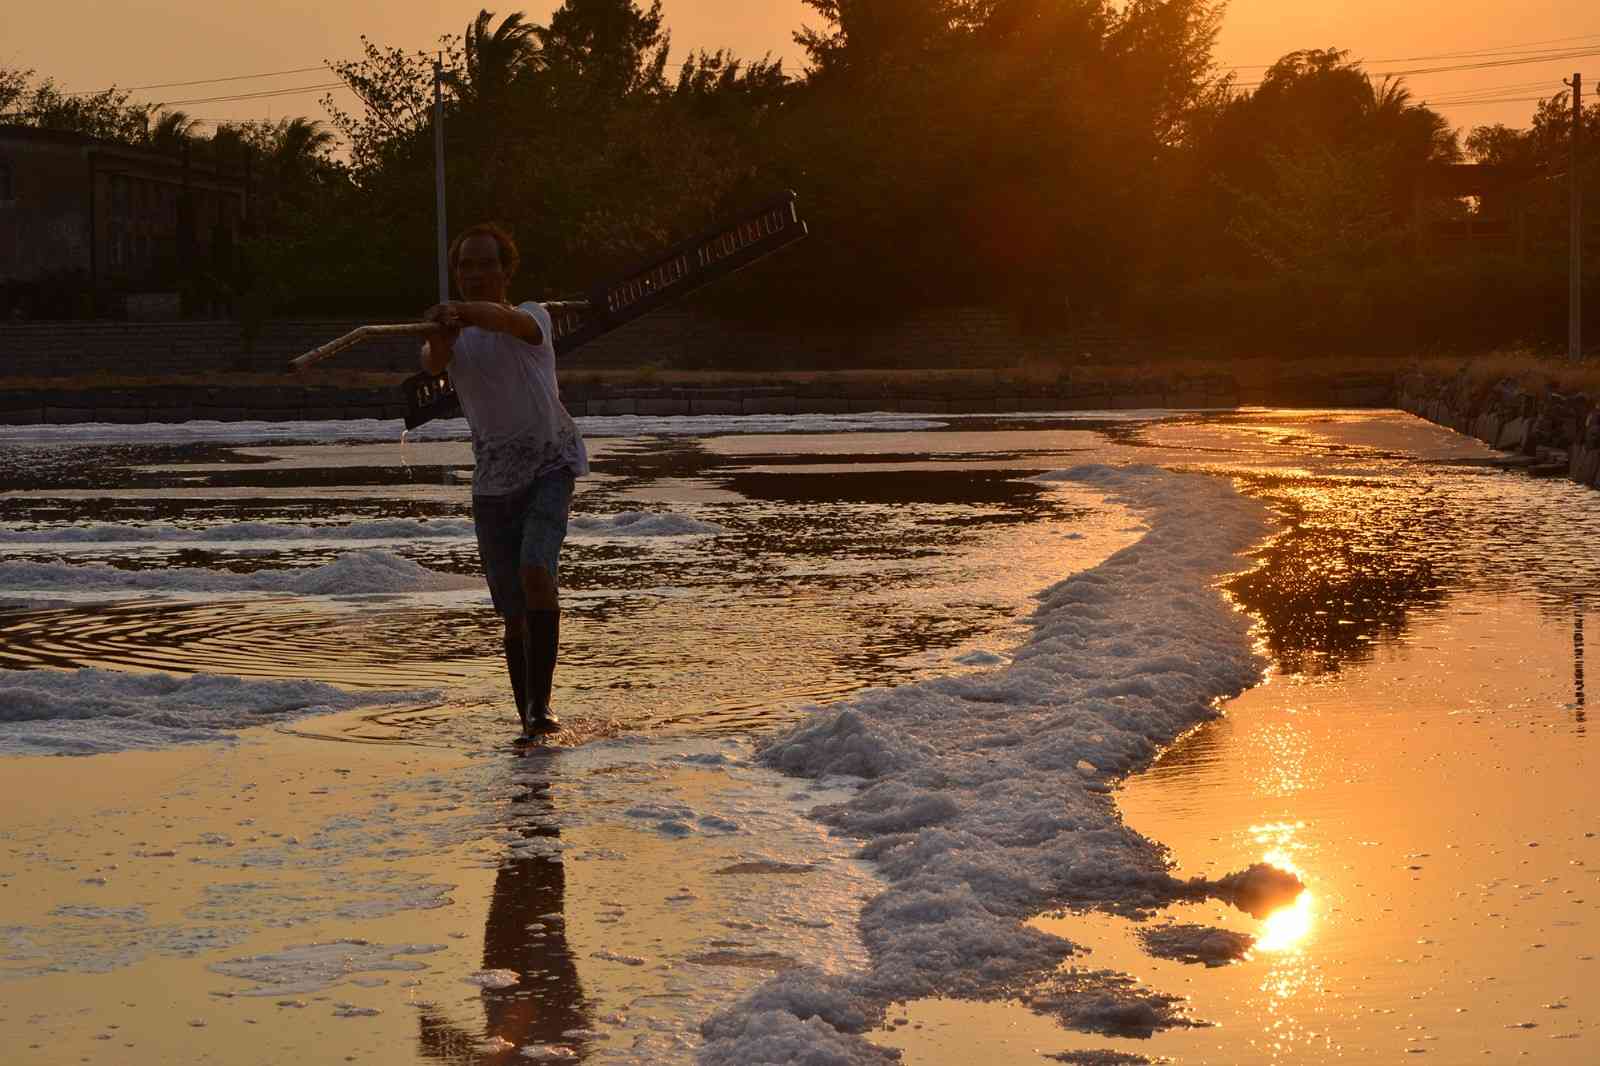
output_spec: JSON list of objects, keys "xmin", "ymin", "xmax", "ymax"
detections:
[{"xmin": 3, "ymin": 2, "xmax": 1596, "ymax": 137}]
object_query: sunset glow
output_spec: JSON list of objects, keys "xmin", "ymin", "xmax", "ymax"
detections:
[{"xmin": 3, "ymin": 2, "xmax": 1594, "ymax": 132}]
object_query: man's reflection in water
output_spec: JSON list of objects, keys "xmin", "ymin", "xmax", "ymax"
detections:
[
  {"xmin": 1575, "ymin": 597, "xmax": 1587, "ymax": 727},
  {"xmin": 418, "ymin": 778, "xmax": 591, "ymax": 1063}
]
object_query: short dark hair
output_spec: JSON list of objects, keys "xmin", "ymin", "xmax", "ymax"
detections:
[{"xmin": 449, "ymin": 222, "xmax": 520, "ymax": 277}]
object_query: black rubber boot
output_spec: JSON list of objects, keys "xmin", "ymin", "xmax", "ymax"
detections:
[
  {"xmin": 522, "ymin": 609, "xmax": 561, "ymax": 731},
  {"xmin": 503, "ymin": 624, "xmax": 529, "ymax": 728}
]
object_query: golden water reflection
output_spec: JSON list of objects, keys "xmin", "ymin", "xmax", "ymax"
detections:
[
  {"xmin": 1254, "ymin": 862, "xmax": 1315, "ymax": 955},
  {"xmin": 1249, "ymin": 821, "xmax": 1318, "ymax": 957}
]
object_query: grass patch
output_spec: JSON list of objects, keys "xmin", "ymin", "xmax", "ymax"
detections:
[
  {"xmin": 1412, "ymin": 350, "xmax": 1600, "ymax": 398},
  {"xmin": 7, "ymin": 351, "xmax": 1582, "ymax": 396}
]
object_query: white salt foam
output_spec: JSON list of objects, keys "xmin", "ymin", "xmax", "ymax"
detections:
[
  {"xmin": 0, "ymin": 549, "xmax": 478, "ymax": 597},
  {"xmin": 953, "ymin": 649, "xmax": 1006, "ymax": 666},
  {"xmin": 1136, "ymin": 922, "xmax": 1255, "ymax": 967},
  {"xmin": 0, "ymin": 667, "xmax": 433, "ymax": 755},
  {"xmin": 208, "ymin": 939, "xmax": 445, "ymax": 996},
  {"xmin": 569, "ymin": 511, "xmax": 725, "ymax": 538},
  {"xmin": 699, "ymin": 464, "xmax": 1275, "ymax": 1062},
  {"xmin": 0, "ymin": 518, "xmax": 476, "ymax": 546},
  {"xmin": 464, "ymin": 968, "xmax": 521, "ymax": 989},
  {"xmin": 0, "ymin": 412, "xmax": 947, "ymax": 447}
]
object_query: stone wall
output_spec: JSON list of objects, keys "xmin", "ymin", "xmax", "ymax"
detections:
[
  {"xmin": 0, "ymin": 370, "xmax": 1399, "ymax": 427},
  {"xmin": 0, "ymin": 306, "xmax": 1140, "ymax": 378},
  {"xmin": 0, "ymin": 310, "xmax": 1414, "ymax": 426},
  {"xmin": 1396, "ymin": 370, "xmax": 1600, "ymax": 488}
]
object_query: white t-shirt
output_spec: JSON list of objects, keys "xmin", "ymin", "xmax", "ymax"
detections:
[{"xmin": 446, "ymin": 301, "xmax": 589, "ymax": 496}]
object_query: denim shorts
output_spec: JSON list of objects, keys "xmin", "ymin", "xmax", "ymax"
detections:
[{"xmin": 472, "ymin": 469, "xmax": 575, "ymax": 617}]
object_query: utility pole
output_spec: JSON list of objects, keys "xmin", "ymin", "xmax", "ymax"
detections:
[
  {"xmin": 1565, "ymin": 72, "xmax": 1583, "ymax": 360},
  {"xmin": 433, "ymin": 56, "xmax": 449, "ymax": 303}
]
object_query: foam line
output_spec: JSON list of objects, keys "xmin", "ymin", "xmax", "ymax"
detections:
[
  {"xmin": 0, "ymin": 519, "xmax": 476, "ymax": 545},
  {"xmin": 0, "ymin": 668, "xmax": 434, "ymax": 755},
  {"xmin": 0, "ymin": 550, "xmax": 479, "ymax": 596},
  {"xmin": 698, "ymin": 464, "xmax": 1274, "ymax": 1062}
]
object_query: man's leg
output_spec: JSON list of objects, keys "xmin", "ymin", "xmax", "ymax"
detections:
[
  {"xmin": 521, "ymin": 564, "xmax": 560, "ymax": 726},
  {"xmin": 503, "ymin": 613, "xmax": 529, "ymax": 727},
  {"xmin": 518, "ymin": 471, "xmax": 575, "ymax": 730},
  {"xmin": 473, "ymin": 490, "xmax": 531, "ymax": 729}
]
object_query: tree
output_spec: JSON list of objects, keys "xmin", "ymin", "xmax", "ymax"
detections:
[
  {"xmin": 794, "ymin": 0, "xmax": 962, "ymax": 75},
  {"xmin": 324, "ymin": 35, "xmax": 460, "ymax": 178},
  {"xmin": 1468, "ymin": 93, "xmax": 1600, "ymax": 173},
  {"xmin": 0, "ymin": 67, "xmax": 29, "ymax": 113},
  {"xmin": 1178, "ymin": 49, "xmax": 1459, "ymax": 277},
  {"xmin": 1226, "ymin": 146, "xmax": 1405, "ymax": 272},
  {"xmin": 144, "ymin": 109, "xmax": 201, "ymax": 153},
  {"xmin": 0, "ymin": 70, "xmax": 150, "ymax": 143},
  {"xmin": 1465, "ymin": 122, "xmax": 1538, "ymax": 169},
  {"xmin": 537, "ymin": 0, "xmax": 671, "ymax": 101},
  {"xmin": 446, "ymin": 9, "xmax": 540, "ymax": 109}
]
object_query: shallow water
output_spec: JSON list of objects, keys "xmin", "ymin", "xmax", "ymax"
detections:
[
  {"xmin": 867, "ymin": 412, "xmax": 1600, "ymax": 1065},
  {"xmin": 3, "ymin": 409, "xmax": 1597, "ymax": 1064},
  {"xmin": 0, "ymin": 422, "xmax": 1139, "ymax": 748}
]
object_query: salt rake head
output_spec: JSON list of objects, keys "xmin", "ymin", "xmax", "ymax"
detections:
[{"xmin": 289, "ymin": 322, "xmax": 438, "ymax": 373}]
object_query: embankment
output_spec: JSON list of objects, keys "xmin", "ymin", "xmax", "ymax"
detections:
[
  {"xmin": 0, "ymin": 312, "xmax": 1404, "ymax": 425},
  {"xmin": 1396, "ymin": 368, "xmax": 1600, "ymax": 488},
  {"xmin": 0, "ymin": 367, "xmax": 1398, "ymax": 426}
]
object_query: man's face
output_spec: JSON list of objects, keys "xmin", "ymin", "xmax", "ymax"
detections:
[{"xmin": 454, "ymin": 235, "xmax": 509, "ymax": 302}]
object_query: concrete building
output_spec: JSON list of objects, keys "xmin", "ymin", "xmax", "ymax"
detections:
[{"xmin": 0, "ymin": 125, "xmax": 247, "ymax": 318}]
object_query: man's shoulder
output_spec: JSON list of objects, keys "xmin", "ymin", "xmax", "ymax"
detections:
[{"xmin": 514, "ymin": 301, "xmax": 555, "ymax": 352}]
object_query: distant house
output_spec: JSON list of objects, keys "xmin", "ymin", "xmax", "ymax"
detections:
[{"xmin": 0, "ymin": 125, "xmax": 247, "ymax": 319}]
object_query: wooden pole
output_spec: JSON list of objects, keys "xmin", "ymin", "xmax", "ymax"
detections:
[
  {"xmin": 433, "ymin": 57, "xmax": 449, "ymax": 304},
  {"xmin": 1566, "ymin": 73, "xmax": 1583, "ymax": 360},
  {"xmin": 289, "ymin": 322, "xmax": 436, "ymax": 372}
]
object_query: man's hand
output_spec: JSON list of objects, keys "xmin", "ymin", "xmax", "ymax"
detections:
[
  {"xmin": 421, "ymin": 305, "xmax": 461, "ymax": 374},
  {"xmin": 434, "ymin": 301, "xmax": 542, "ymax": 345},
  {"xmin": 424, "ymin": 303, "xmax": 464, "ymax": 332}
]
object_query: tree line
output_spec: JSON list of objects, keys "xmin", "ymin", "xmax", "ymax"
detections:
[{"xmin": 5, "ymin": 0, "xmax": 1599, "ymax": 357}]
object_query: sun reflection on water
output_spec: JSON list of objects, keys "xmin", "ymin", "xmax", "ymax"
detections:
[
  {"xmin": 1255, "ymin": 881, "xmax": 1315, "ymax": 954},
  {"xmin": 1253, "ymin": 841, "xmax": 1315, "ymax": 955}
]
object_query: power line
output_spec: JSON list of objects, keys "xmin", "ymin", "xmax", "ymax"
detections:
[
  {"xmin": 156, "ymin": 82, "xmax": 349, "ymax": 108},
  {"xmin": 1429, "ymin": 89, "xmax": 1562, "ymax": 105},
  {"xmin": 66, "ymin": 65, "xmax": 330, "ymax": 97},
  {"xmin": 1428, "ymin": 95, "xmax": 1560, "ymax": 108},
  {"xmin": 0, "ymin": 81, "xmax": 357, "ymax": 125},
  {"xmin": 58, "ymin": 45, "xmax": 439, "ymax": 100},
  {"xmin": 1424, "ymin": 77, "xmax": 1571, "ymax": 102},
  {"xmin": 1376, "ymin": 47, "xmax": 1600, "ymax": 78},
  {"xmin": 1221, "ymin": 31, "xmax": 1600, "ymax": 70},
  {"xmin": 1230, "ymin": 46, "xmax": 1600, "ymax": 90}
]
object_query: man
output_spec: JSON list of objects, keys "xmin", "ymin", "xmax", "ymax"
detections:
[{"xmin": 422, "ymin": 223, "xmax": 588, "ymax": 740}]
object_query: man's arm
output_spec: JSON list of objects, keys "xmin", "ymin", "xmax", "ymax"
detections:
[
  {"xmin": 420, "ymin": 305, "xmax": 460, "ymax": 374},
  {"xmin": 449, "ymin": 301, "xmax": 544, "ymax": 345}
]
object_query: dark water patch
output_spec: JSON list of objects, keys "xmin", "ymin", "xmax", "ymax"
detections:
[
  {"xmin": 0, "ymin": 496, "xmax": 468, "ymax": 529},
  {"xmin": 720, "ymin": 468, "xmax": 1070, "ymax": 508},
  {"xmin": 1224, "ymin": 473, "xmax": 1447, "ymax": 676},
  {"xmin": 120, "ymin": 464, "xmax": 465, "ymax": 492},
  {"xmin": 0, "ymin": 443, "xmax": 277, "ymax": 493},
  {"xmin": 1221, "ymin": 464, "xmax": 1600, "ymax": 676}
]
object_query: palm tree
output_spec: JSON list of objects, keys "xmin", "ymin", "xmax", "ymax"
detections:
[
  {"xmin": 445, "ymin": 9, "xmax": 539, "ymax": 107},
  {"xmin": 270, "ymin": 117, "xmax": 337, "ymax": 181},
  {"xmin": 1365, "ymin": 75, "xmax": 1413, "ymax": 119},
  {"xmin": 146, "ymin": 108, "xmax": 201, "ymax": 153},
  {"xmin": 1365, "ymin": 75, "xmax": 1460, "ymax": 165}
]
